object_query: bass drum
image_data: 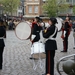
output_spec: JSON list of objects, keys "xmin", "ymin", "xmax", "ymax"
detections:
[
  {"xmin": 15, "ymin": 21, "xmax": 31, "ymax": 40},
  {"xmin": 56, "ymin": 17, "xmax": 63, "ymax": 31}
]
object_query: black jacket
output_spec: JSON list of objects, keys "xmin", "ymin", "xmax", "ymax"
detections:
[
  {"xmin": 64, "ymin": 22, "xmax": 70, "ymax": 32},
  {"xmin": 0, "ymin": 26, "xmax": 5, "ymax": 47},
  {"xmin": 32, "ymin": 24, "xmax": 42, "ymax": 42},
  {"xmin": 43, "ymin": 25, "xmax": 58, "ymax": 50}
]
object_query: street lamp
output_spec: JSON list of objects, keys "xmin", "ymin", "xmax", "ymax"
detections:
[
  {"xmin": 57, "ymin": 1, "xmax": 62, "ymax": 16},
  {"xmin": 20, "ymin": 0, "xmax": 25, "ymax": 16},
  {"xmin": 0, "ymin": 4, "xmax": 3, "ymax": 17}
]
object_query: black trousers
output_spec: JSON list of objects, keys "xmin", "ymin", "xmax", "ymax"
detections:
[
  {"xmin": 0, "ymin": 47, "xmax": 4, "ymax": 69},
  {"xmin": 63, "ymin": 33, "xmax": 68, "ymax": 51},
  {"xmin": 46, "ymin": 50, "xmax": 55, "ymax": 75}
]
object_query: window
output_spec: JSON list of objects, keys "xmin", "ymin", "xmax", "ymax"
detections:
[
  {"xmin": 35, "ymin": 0, "xmax": 38, "ymax": 1},
  {"xmin": 66, "ymin": 0, "xmax": 69, "ymax": 2},
  {"xmin": 29, "ymin": 0, "xmax": 32, "ymax": 1},
  {"xmin": 18, "ymin": 12, "xmax": 22, "ymax": 16},
  {"xmin": 28, "ymin": 6, "xmax": 32, "ymax": 13},
  {"xmin": 19, "ymin": 6, "xmax": 22, "ymax": 10},
  {"xmin": 42, "ymin": 0, "xmax": 46, "ymax": 1},
  {"xmin": 34, "ymin": 6, "xmax": 38, "ymax": 13},
  {"xmin": 66, "ymin": 0, "xmax": 73, "ymax": 4}
]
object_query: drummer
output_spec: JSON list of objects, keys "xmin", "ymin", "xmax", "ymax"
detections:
[
  {"xmin": 61, "ymin": 17, "xmax": 72, "ymax": 52},
  {"xmin": 30, "ymin": 17, "xmax": 42, "ymax": 43},
  {"xmin": 42, "ymin": 17, "xmax": 58, "ymax": 75},
  {"xmin": 30, "ymin": 17, "xmax": 42, "ymax": 59}
]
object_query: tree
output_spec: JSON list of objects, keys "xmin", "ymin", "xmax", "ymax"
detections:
[
  {"xmin": 43, "ymin": 0, "xmax": 57, "ymax": 17},
  {"xmin": 0, "ymin": 0, "xmax": 20, "ymax": 16},
  {"xmin": 43, "ymin": 0, "xmax": 69, "ymax": 17},
  {"xmin": 73, "ymin": 5, "xmax": 75, "ymax": 15},
  {"xmin": 57, "ymin": 0, "xmax": 69, "ymax": 15}
]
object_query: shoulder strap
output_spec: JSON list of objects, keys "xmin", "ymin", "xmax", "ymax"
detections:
[
  {"xmin": 43, "ymin": 27, "xmax": 58, "ymax": 43},
  {"xmin": 49, "ymin": 27, "xmax": 58, "ymax": 38}
]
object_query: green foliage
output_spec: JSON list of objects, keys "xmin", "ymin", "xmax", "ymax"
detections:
[
  {"xmin": 43, "ymin": 0, "xmax": 57, "ymax": 17},
  {"xmin": 0, "ymin": 0, "xmax": 20, "ymax": 15},
  {"xmin": 57, "ymin": 0, "xmax": 69, "ymax": 13},
  {"xmin": 43, "ymin": 0, "xmax": 69, "ymax": 17},
  {"xmin": 73, "ymin": 5, "xmax": 75, "ymax": 15}
]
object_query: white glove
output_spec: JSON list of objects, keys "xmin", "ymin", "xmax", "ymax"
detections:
[
  {"xmin": 31, "ymin": 34, "xmax": 36, "ymax": 41},
  {"xmin": 64, "ymin": 31, "xmax": 66, "ymax": 37}
]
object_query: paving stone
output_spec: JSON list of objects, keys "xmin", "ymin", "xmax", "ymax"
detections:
[{"xmin": 1, "ymin": 31, "xmax": 75, "ymax": 75}]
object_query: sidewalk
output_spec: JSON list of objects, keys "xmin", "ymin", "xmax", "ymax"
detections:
[{"xmin": 0, "ymin": 31, "xmax": 74, "ymax": 75}]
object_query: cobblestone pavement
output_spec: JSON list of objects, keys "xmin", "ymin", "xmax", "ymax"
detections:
[{"xmin": 0, "ymin": 30, "xmax": 75, "ymax": 75}]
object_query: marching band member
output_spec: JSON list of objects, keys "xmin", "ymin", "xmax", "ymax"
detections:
[
  {"xmin": 0, "ymin": 19, "xmax": 5, "ymax": 70},
  {"xmin": 61, "ymin": 17, "xmax": 72, "ymax": 52},
  {"xmin": 42, "ymin": 17, "xmax": 58, "ymax": 75},
  {"xmin": 31, "ymin": 17, "xmax": 42, "ymax": 43},
  {"xmin": 30, "ymin": 17, "xmax": 42, "ymax": 59}
]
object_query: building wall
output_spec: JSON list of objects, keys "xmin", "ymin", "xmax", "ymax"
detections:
[{"xmin": 24, "ymin": 0, "xmax": 43, "ymax": 17}]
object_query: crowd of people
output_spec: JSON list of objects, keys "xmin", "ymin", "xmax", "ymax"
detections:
[
  {"xmin": 0, "ymin": 16, "xmax": 75, "ymax": 75},
  {"xmin": 4, "ymin": 19, "xmax": 20, "ymax": 30}
]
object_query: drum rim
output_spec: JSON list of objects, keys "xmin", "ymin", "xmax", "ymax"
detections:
[
  {"xmin": 15, "ymin": 21, "xmax": 31, "ymax": 40},
  {"xmin": 56, "ymin": 17, "xmax": 63, "ymax": 32}
]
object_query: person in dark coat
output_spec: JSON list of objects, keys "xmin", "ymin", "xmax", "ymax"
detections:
[
  {"xmin": 0, "ymin": 19, "xmax": 5, "ymax": 70},
  {"xmin": 42, "ymin": 17, "xmax": 58, "ymax": 75},
  {"xmin": 61, "ymin": 17, "xmax": 72, "ymax": 52},
  {"xmin": 30, "ymin": 17, "xmax": 42, "ymax": 59},
  {"xmin": 31, "ymin": 17, "xmax": 42, "ymax": 43}
]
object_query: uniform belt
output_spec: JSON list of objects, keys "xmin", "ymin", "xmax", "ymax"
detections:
[
  {"xmin": 45, "ymin": 38, "xmax": 55, "ymax": 42},
  {"xmin": 36, "ymin": 31, "xmax": 39, "ymax": 32},
  {"xmin": 0, "ymin": 37, "xmax": 4, "ymax": 39},
  {"xmin": 49, "ymin": 38, "xmax": 55, "ymax": 40}
]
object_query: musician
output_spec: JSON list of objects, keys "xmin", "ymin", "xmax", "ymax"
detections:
[
  {"xmin": 61, "ymin": 17, "xmax": 72, "ymax": 52},
  {"xmin": 31, "ymin": 17, "xmax": 42, "ymax": 43},
  {"xmin": 42, "ymin": 17, "xmax": 58, "ymax": 75},
  {"xmin": 31, "ymin": 19, "xmax": 37, "ymax": 36},
  {"xmin": 30, "ymin": 17, "xmax": 42, "ymax": 59},
  {"xmin": 0, "ymin": 19, "xmax": 5, "ymax": 70}
]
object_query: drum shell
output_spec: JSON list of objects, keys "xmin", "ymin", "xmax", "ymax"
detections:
[
  {"xmin": 56, "ymin": 17, "xmax": 63, "ymax": 31},
  {"xmin": 31, "ymin": 42, "xmax": 46, "ymax": 59}
]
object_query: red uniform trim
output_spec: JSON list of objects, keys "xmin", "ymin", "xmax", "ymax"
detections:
[{"xmin": 47, "ymin": 50, "xmax": 50, "ymax": 74}]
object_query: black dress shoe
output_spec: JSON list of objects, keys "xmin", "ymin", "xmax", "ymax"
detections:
[
  {"xmin": 29, "ymin": 57, "xmax": 36, "ymax": 60},
  {"xmin": 0, "ymin": 67, "xmax": 2, "ymax": 70},
  {"xmin": 61, "ymin": 51, "xmax": 67, "ymax": 52},
  {"xmin": 73, "ymin": 47, "xmax": 75, "ymax": 49},
  {"xmin": 30, "ymin": 57, "xmax": 33, "ymax": 59}
]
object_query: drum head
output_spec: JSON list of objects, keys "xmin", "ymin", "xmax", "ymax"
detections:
[
  {"xmin": 15, "ymin": 22, "xmax": 31, "ymax": 40},
  {"xmin": 56, "ymin": 17, "xmax": 63, "ymax": 31}
]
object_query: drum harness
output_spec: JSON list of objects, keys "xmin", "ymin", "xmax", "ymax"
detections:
[
  {"xmin": 44, "ymin": 26, "xmax": 58, "ymax": 42},
  {"xmin": 0, "ymin": 37, "xmax": 4, "ymax": 39},
  {"xmin": 32, "ymin": 27, "xmax": 58, "ymax": 71}
]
